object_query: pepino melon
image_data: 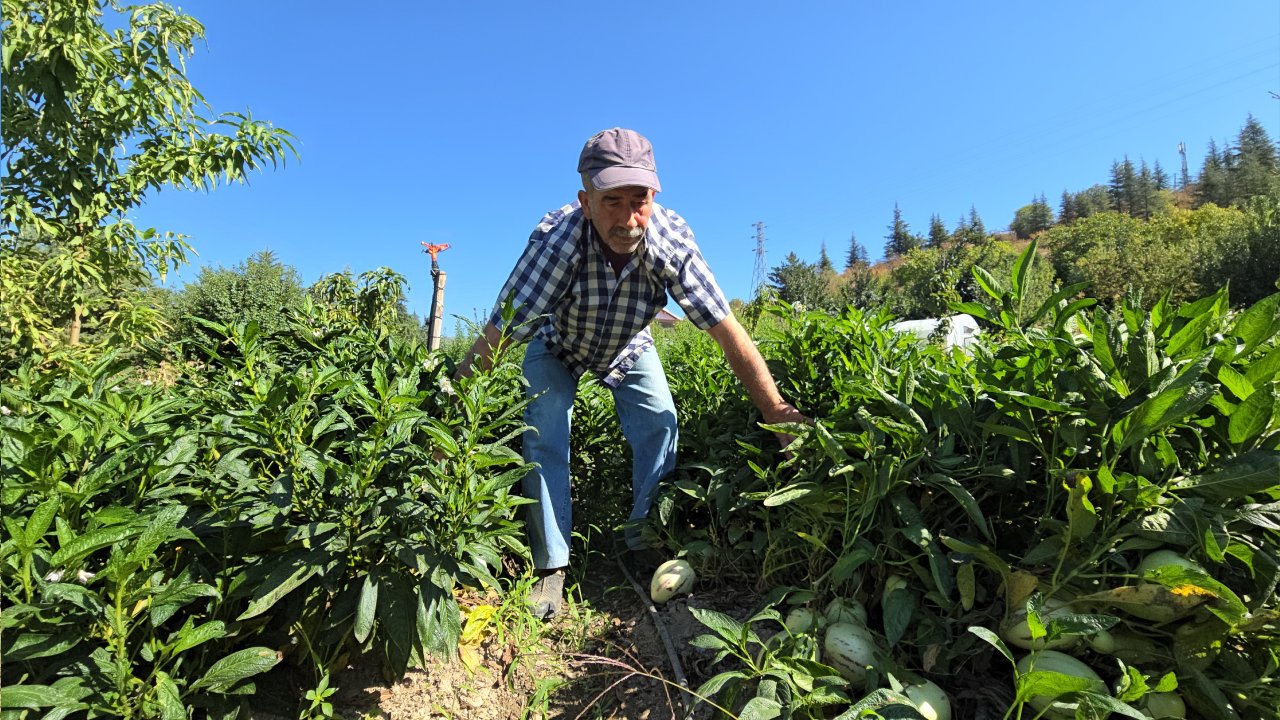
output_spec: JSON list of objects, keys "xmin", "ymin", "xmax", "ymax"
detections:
[{"xmin": 649, "ymin": 560, "xmax": 695, "ymax": 603}]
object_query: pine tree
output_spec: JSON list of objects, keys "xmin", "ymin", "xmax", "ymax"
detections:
[
  {"xmin": 1230, "ymin": 113, "xmax": 1279, "ymax": 200},
  {"xmin": 967, "ymin": 205, "xmax": 987, "ymax": 243},
  {"xmin": 952, "ymin": 215, "xmax": 970, "ymax": 247},
  {"xmin": 1196, "ymin": 138, "xmax": 1229, "ymax": 208},
  {"xmin": 1121, "ymin": 156, "xmax": 1138, "ymax": 217},
  {"xmin": 818, "ymin": 241, "xmax": 835, "ymax": 273},
  {"xmin": 844, "ymin": 232, "xmax": 869, "ymax": 270},
  {"xmin": 1136, "ymin": 158, "xmax": 1155, "ymax": 219},
  {"xmin": 926, "ymin": 214, "xmax": 949, "ymax": 249},
  {"xmin": 1059, "ymin": 189, "xmax": 1077, "ymax": 225},
  {"xmin": 885, "ymin": 202, "xmax": 919, "ymax": 257},
  {"xmin": 1108, "ymin": 160, "xmax": 1127, "ymax": 214},
  {"xmin": 1153, "ymin": 159, "xmax": 1170, "ymax": 191}
]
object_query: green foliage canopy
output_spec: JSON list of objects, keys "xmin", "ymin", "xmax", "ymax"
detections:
[{"xmin": 0, "ymin": 0, "xmax": 297, "ymax": 354}]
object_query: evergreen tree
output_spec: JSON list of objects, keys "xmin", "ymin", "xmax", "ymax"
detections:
[
  {"xmin": 1010, "ymin": 195, "xmax": 1055, "ymax": 239},
  {"xmin": 1136, "ymin": 158, "xmax": 1155, "ymax": 219},
  {"xmin": 967, "ymin": 205, "xmax": 987, "ymax": 244},
  {"xmin": 818, "ymin": 241, "xmax": 836, "ymax": 273},
  {"xmin": 884, "ymin": 202, "xmax": 920, "ymax": 257},
  {"xmin": 1230, "ymin": 113, "xmax": 1279, "ymax": 200},
  {"xmin": 1059, "ymin": 189, "xmax": 1078, "ymax": 225},
  {"xmin": 768, "ymin": 252, "xmax": 828, "ymax": 309},
  {"xmin": 1108, "ymin": 160, "xmax": 1127, "ymax": 214},
  {"xmin": 952, "ymin": 214, "xmax": 970, "ymax": 246},
  {"xmin": 927, "ymin": 213, "xmax": 949, "ymax": 249},
  {"xmin": 1153, "ymin": 159, "xmax": 1170, "ymax": 191},
  {"xmin": 844, "ymin": 232, "xmax": 869, "ymax": 270},
  {"xmin": 1121, "ymin": 156, "xmax": 1138, "ymax": 217},
  {"xmin": 1196, "ymin": 138, "xmax": 1230, "ymax": 207}
]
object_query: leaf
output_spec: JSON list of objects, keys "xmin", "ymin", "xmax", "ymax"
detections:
[
  {"xmin": 0, "ymin": 685, "xmax": 75, "ymax": 709},
  {"xmin": 1177, "ymin": 450, "xmax": 1280, "ymax": 500},
  {"xmin": 2, "ymin": 633, "xmax": 82, "ymax": 661},
  {"xmin": 1117, "ymin": 382, "xmax": 1216, "ymax": 452},
  {"xmin": 154, "ymin": 672, "xmax": 185, "ymax": 720},
  {"xmin": 193, "ymin": 647, "xmax": 280, "ymax": 692},
  {"xmin": 1078, "ymin": 691, "xmax": 1148, "ymax": 719},
  {"xmin": 873, "ymin": 387, "xmax": 928, "ymax": 437},
  {"xmin": 1028, "ymin": 281, "xmax": 1092, "ymax": 328},
  {"xmin": 928, "ymin": 474, "xmax": 994, "ymax": 543},
  {"xmin": 977, "ymin": 420, "xmax": 1034, "ymax": 443},
  {"xmin": 1065, "ymin": 475, "xmax": 1097, "ymax": 542},
  {"xmin": 1244, "ymin": 345, "xmax": 1280, "ymax": 387},
  {"xmin": 942, "ymin": 536, "xmax": 1010, "ymax": 578},
  {"xmin": 378, "ymin": 571, "xmax": 417, "ymax": 679},
  {"xmin": 882, "ymin": 588, "xmax": 914, "ymax": 646},
  {"xmin": 236, "ymin": 551, "xmax": 327, "ymax": 620},
  {"xmin": 690, "ymin": 607, "xmax": 748, "ymax": 646},
  {"xmin": 49, "ymin": 525, "xmax": 142, "ymax": 568},
  {"xmin": 1144, "ymin": 565, "xmax": 1247, "ymax": 627},
  {"xmin": 1011, "ymin": 237, "xmax": 1038, "ymax": 308},
  {"xmin": 172, "ymin": 620, "xmax": 233, "ymax": 655},
  {"xmin": 1015, "ymin": 670, "xmax": 1098, "ymax": 702},
  {"xmin": 738, "ymin": 696, "xmax": 783, "ymax": 720},
  {"xmin": 957, "ymin": 562, "xmax": 976, "ymax": 611},
  {"xmin": 1228, "ymin": 385, "xmax": 1274, "ymax": 445},
  {"xmin": 1217, "ymin": 365, "xmax": 1255, "ymax": 401},
  {"xmin": 694, "ymin": 671, "xmax": 747, "ymax": 700},
  {"xmin": 763, "ymin": 483, "xmax": 820, "ymax": 507},
  {"xmin": 1181, "ymin": 668, "xmax": 1243, "ymax": 720},
  {"xmin": 125, "ymin": 504, "xmax": 187, "ymax": 568},
  {"xmin": 831, "ymin": 549, "xmax": 871, "ymax": 585},
  {"xmin": 1227, "ymin": 292, "xmax": 1280, "ymax": 356},
  {"xmin": 21, "ymin": 497, "xmax": 60, "ymax": 553},
  {"xmin": 967, "ymin": 626, "xmax": 1014, "ymax": 663},
  {"xmin": 972, "ymin": 265, "xmax": 1006, "ymax": 303},
  {"xmin": 354, "ymin": 570, "xmax": 380, "ymax": 643}
]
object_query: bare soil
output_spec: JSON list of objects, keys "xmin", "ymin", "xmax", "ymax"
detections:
[{"xmin": 321, "ymin": 565, "xmax": 761, "ymax": 720}]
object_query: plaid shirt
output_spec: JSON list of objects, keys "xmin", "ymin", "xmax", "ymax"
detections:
[{"xmin": 490, "ymin": 201, "xmax": 730, "ymax": 387}]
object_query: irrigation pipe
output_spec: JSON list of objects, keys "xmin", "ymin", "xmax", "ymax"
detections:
[{"xmin": 613, "ymin": 553, "xmax": 694, "ymax": 716}]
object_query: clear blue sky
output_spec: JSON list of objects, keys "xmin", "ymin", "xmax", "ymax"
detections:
[{"xmin": 134, "ymin": 1, "xmax": 1280, "ymax": 326}]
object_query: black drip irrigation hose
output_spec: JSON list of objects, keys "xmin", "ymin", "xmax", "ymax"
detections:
[{"xmin": 613, "ymin": 552, "xmax": 694, "ymax": 716}]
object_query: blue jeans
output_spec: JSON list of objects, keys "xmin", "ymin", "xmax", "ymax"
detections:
[{"xmin": 521, "ymin": 338, "xmax": 678, "ymax": 569}]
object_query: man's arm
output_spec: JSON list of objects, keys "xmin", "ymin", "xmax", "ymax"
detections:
[
  {"xmin": 455, "ymin": 322, "xmax": 509, "ymax": 380},
  {"xmin": 705, "ymin": 312, "xmax": 808, "ymax": 449}
]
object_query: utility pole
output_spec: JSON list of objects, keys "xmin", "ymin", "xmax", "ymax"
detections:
[
  {"xmin": 1178, "ymin": 142, "xmax": 1189, "ymax": 189},
  {"xmin": 421, "ymin": 243, "xmax": 450, "ymax": 351},
  {"xmin": 750, "ymin": 221, "xmax": 767, "ymax": 300}
]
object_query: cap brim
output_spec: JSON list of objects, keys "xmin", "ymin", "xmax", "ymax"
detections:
[{"xmin": 588, "ymin": 166, "xmax": 661, "ymax": 193}]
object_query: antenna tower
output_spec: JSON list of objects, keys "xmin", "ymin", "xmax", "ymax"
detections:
[
  {"xmin": 750, "ymin": 221, "xmax": 768, "ymax": 300},
  {"xmin": 1178, "ymin": 142, "xmax": 1189, "ymax": 189}
]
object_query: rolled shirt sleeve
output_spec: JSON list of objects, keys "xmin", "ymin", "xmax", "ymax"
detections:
[{"xmin": 668, "ymin": 244, "xmax": 731, "ymax": 331}]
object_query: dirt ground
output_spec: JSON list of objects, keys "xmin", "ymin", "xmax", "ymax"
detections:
[{"xmin": 324, "ymin": 565, "xmax": 761, "ymax": 720}]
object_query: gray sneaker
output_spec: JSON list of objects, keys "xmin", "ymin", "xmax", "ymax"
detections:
[{"xmin": 527, "ymin": 569, "xmax": 565, "ymax": 620}]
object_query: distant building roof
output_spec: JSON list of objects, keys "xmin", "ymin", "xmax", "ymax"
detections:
[{"xmin": 655, "ymin": 308, "xmax": 681, "ymax": 327}]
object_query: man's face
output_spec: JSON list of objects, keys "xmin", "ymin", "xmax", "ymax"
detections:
[{"xmin": 578, "ymin": 184, "xmax": 654, "ymax": 255}]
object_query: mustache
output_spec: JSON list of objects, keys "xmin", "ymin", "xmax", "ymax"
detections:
[{"xmin": 609, "ymin": 226, "xmax": 644, "ymax": 239}]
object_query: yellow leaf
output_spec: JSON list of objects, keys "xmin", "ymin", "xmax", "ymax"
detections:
[
  {"xmin": 460, "ymin": 604, "xmax": 497, "ymax": 645},
  {"xmin": 1170, "ymin": 584, "xmax": 1217, "ymax": 599}
]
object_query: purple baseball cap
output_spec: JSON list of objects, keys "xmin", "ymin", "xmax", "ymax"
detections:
[{"xmin": 577, "ymin": 128, "xmax": 662, "ymax": 192}]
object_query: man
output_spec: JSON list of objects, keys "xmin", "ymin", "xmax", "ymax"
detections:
[{"xmin": 456, "ymin": 128, "xmax": 805, "ymax": 618}]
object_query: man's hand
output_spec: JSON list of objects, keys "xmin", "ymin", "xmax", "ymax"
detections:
[
  {"xmin": 762, "ymin": 401, "xmax": 810, "ymax": 456},
  {"xmin": 705, "ymin": 313, "xmax": 810, "ymax": 456}
]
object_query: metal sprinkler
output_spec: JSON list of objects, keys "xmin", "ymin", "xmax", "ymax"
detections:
[{"xmin": 421, "ymin": 243, "xmax": 450, "ymax": 351}]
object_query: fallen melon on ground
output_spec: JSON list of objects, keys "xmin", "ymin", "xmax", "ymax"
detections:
[{"xmin": 649, "ymin": 559, "xmax": 695, "ymax": 603}]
